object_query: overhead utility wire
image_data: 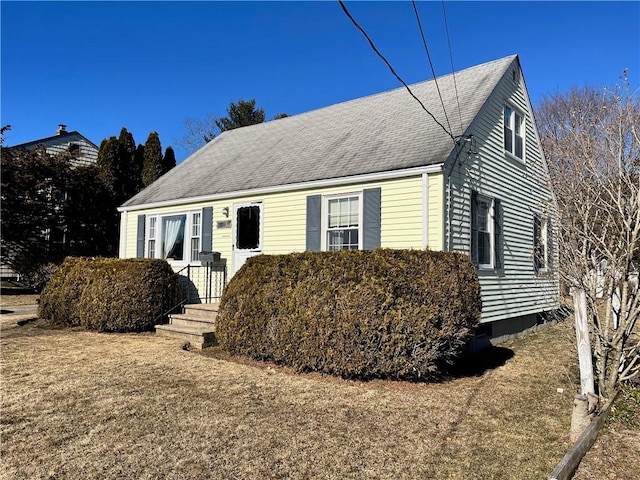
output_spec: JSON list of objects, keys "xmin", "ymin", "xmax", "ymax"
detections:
[
  {"xmin": 441, "ymin": 0, "xmax": 464, "ymax": 135},
  {"xmin": 338, "ymin": 0, "xmax": 455, "ymax": 143},
  {"xmin": 411, "ymin": 0, "xmax": 452, "ymax": 136}
]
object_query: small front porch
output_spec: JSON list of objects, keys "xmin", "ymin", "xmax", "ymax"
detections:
[{"xmin": 155, "ymin": 255, "xmax": 227, "ymax": 349}]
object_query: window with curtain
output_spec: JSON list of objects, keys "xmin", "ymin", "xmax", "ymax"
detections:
[
  {"xmin": 162, "ymin": 215, "xmax": 186, "ymax": 260},
  {"xmin": 145, "ymin": 211, "xmax": 205, "ymax": 263}
]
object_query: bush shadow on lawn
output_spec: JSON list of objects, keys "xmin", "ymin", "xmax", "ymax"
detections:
[
  {"xmin": 443, "ymin": 345, "xmax": 515, "ymax": 379},
  {"xmin": 201, "ymin": 341, "xmax": 516, "ymax": 385}
]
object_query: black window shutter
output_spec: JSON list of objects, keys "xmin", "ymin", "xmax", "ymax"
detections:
[
  {"xmin": 306, "ymin": 195, "xmax": 321, "ymax": 251},
  {"xmin": 494, "ymin": 199, "xmax": 503, "ymax": 269},
  {"xmin": 136, "ymin": 214, "xmax": 146, "ymax": 258},
  {"xmin": 470, "ymin": 191, "xmax": 478, "ymax": 264},
  {"xmin": 202, "ymin": 207, "xmax": 213, "ymax": 253},
  {"xmin": 363, "ymin": 188, "xmax": 381, "ymax": 249}
]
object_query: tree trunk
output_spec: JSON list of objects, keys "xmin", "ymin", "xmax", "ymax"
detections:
[
  {"xmin": 573, "ymin": 289, "xmax": 595, "ymax": 395},
  {"xmin": 571, "ymin": 289, "xmax": 597, "ymax": 439}
]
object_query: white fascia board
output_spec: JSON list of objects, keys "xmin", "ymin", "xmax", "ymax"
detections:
[{"xmin": 118, "ymin": 164, "xmax": 444, "ymax": 212}]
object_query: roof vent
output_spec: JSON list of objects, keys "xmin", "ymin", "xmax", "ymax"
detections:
[{"xmin": 56, "ymin": 124, "xmax": 67, "ymax": 135}]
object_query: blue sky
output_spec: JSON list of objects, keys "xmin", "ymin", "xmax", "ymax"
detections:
[{"xmin": 2, "ymin": 1, "xmax": 639, "ymax": 161}]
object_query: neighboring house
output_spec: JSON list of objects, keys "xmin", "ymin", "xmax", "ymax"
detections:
[
  {"xmin": 9, "ymin": 124, "xmax": 99, "ymax": 167},
  {"xmin": 118, "ymin": 55, "xmax": 559, "ymax": 343},
  {"xmin": 2, "ymin": 125, "xmax": 99, "ymax": 280}
]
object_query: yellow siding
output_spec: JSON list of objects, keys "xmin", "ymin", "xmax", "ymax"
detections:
[
  {"xmin": 121, "ymin": 173, "xmax": 446, "ymax": 273},
  {"xmin": 379, "ymin": 177, "xmax": 423, "ymax": 249},
  {"xmin": 261, "ymin": 193, "xmax": 306, "ymax": 254}
]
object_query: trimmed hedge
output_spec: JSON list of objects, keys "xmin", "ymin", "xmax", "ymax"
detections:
[
  {"xmin": 217, "ymin": 249, "xmax": 481, "ymax": 380},
  {"xmin": 39, "ymin": 257, "xmax": 181, "ymax": 332}
]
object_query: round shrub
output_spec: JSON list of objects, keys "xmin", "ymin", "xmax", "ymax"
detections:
[
  {"xmin": 39, "ymin": 257, "xmax": 181, "ymax": 332},
  {"xmin": 38, "ymin": 257, "xmax": 88, "ymax": 327},
  {"xmin": 217, "ymin": 249, "xmax": 481, "ymax": 380}
]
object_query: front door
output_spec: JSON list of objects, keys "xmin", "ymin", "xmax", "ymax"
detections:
[{"xmin": 233, "ymin": 202, "xmax": 262, "ymax": 274}]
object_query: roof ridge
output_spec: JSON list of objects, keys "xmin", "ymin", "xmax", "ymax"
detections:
[{"xmin": 249, "ymin": 54, "xmax": 517, "ymax": 126}]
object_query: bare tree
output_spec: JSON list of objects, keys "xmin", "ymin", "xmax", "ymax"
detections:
[{"xmin": 537, "ymin": 71, "xmax": 640, "ymax": 403}]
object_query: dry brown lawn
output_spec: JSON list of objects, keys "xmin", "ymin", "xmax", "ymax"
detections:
[
  {"xmin": 0, "ymin": 294, "xmax": 40, "ymax": 307},
  {"xmin": 572, "ymin": 429, "xmax": 640, "ymax": 479},
  {"xmin": 1, "ymin": 313, "xmax": 579, "ymax": 479},
  {"xmin": 572, "ymin": 385, "xmax": 640, "ymax": 480}
]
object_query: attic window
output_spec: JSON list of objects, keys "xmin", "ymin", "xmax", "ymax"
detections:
[
  {"xmin": 68, "ymin": 143, "xmax": 80, "ymax": 156},
  {"xmin": 504, "ymin": 105, "xmax": 524, "ymax": 160}
]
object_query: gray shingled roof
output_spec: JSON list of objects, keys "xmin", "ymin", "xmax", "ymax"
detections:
[
  {"xmin": 11, "ymin": 131, "xmax": 99, "ymax": 150},
  {"xmin": 123, "ymin": 55, "xmax": 516, "ymax": 208}
]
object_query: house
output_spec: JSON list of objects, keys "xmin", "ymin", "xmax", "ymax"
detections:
[
  {"xmin": 118, "ymin": 55, "xmax": 559, "ymax": 344},
  {"xmin": 2, "ymin": 125, "xmax": 100, "ymax": 281},
  {"xmin": 9, "ymin": 124, "xmax": 99, "ymax": 167}
]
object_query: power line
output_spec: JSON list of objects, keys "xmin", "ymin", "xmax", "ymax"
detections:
[
  {"xmin": 441, "ymin": 0, "xmax": 463, "ymax": 135},
  {"xmin": 338, "ymin": 0, "xmax": 455, "ymax": 142},
  {"xmin": 411, "ymin": 0, "xmax": 452, "ymax": 136}
]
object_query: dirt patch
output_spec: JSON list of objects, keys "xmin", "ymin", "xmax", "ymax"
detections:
[{"xmin": 1, "ymin": 318, "xmax": 579, "ymax": 479}]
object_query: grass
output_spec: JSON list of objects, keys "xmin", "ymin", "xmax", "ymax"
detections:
[
  {"xmin": 572, "ymin": 383, "xmax": 640, "ymax": 479},
  {"xmin": 0, "ymin": 293, "xmax": 40, "ymax": 307},
  {"xmin": 1, "ymin": 314, "xmax": 580, "ymax": 479}
]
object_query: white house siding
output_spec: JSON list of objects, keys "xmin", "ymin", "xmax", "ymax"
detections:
[
  {"xmin": 445, "ymin": 62, "xmax": 559, "ymax": 324},
  {"xmin": 43, "ymin": 134, "xmax": 98, "ymax": 167}
]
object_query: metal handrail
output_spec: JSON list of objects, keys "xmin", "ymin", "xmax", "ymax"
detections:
[
  {"xmin": 158, "ymin": 261, "xmax": 227, "ymax": 324},
  {"xmin": 159, "ymin": 265, "xmax": 191, "ymax": 325}
]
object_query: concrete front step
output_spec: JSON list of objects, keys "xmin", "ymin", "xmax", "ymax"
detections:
[
  {"xmin": 155, "ymin": 324, "xmax": 217, "ymax": 349},
  {"xmin": 154, "ymin": 303, "xmax": 220, "ymax": 349},
  {"xmin": 183, "ymin": 303, "xmax": 219, "ymax": 319},
  {"xmin": 170, "ymin": 314, "xmax": 216, "ymax": 329}
]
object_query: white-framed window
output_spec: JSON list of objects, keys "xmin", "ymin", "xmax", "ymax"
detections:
[
  {"xmin": 146, "ymin": 211, "xmax": 203, "ymax": 263},
  {"xmin": 323, "ymin": 193, "xmax": 362, "ymax": 251},
  {"xmin": 147, "ymin": 216, "xmax": 157, "ymax": 259},
  {"xmin": 471, "ymin": 192, "xmax": 502, "ymax": 269},
  {"xmin": 191, "ymin": 211, "xmax": 201, "ymax": 261},
  {"xmin": 534, "ymin": 214, "xmax": 549, "ymax": 272},
  {"xmin": 504, "ymin": 105, "xmax": 525, "ymax": 160}
]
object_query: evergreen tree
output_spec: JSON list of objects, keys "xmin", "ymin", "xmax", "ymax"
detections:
[
  {"xmin": 117, "ymin": 127, "xmax": 141, "ymax": 201},
  {"xmin": 215, "ymin": 98, "xmax": 266, "ymax": 133},
  {"xmin": 135, "ymin": 143, "xmax": 145, "ymax": 183},
  {"xmin": 0, "ymin": 145, "xmax": 69, "ymax": 284},
  {"xmin": 141, "ymin": 131, "xmax": 163, "ymax": 187},
  {"xmin": 162, "ymin": 146, "xmax": 176, "ymax": 175},
  {"xmin": 65, "ymin": 164, "xmax": 117, "ymax": 257},
  {"xmin": 96, "ymin": 136, "xmax": 119, "ymax": 195}
]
